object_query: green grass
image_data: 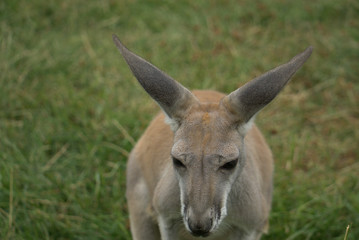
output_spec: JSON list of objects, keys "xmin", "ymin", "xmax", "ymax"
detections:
[{"xmin": 1, "ymin": 0, "xmax": 358, "ymax": 239}]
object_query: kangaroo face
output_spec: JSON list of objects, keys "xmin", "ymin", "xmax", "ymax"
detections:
[{"xmin": 171, "ymin": 103, "xmax": 245, "ymax": 237}]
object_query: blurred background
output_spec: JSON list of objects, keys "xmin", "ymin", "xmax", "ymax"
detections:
[{"xmin": 0, "ymin": 0, "xmax": 358, "ymax": 239}]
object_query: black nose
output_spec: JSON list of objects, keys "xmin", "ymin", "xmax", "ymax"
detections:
[{"xmin": 188, "ymin": 221, "xmax": 211, "ymax": 237}]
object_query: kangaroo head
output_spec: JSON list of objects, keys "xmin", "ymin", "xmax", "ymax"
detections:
[{"xmin": 113, "ymin": 35, "xmax": 312, "ymax": 237}]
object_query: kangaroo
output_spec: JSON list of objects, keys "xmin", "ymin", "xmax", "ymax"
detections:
[{"xmin": 113, "ymin": 34, "xmax": 312, "ymax": 240}]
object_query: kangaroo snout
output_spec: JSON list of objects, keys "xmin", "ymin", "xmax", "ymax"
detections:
[
  {"xmin": 188, "ymin": 221, "xmax": 211, "ymax": 237},
  {"xmin": 186, "ymin": 207, "xmax": 214, "ymax": 237}
]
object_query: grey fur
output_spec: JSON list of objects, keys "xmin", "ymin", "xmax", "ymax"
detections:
[
  {"xmin": 113, "ymin": 34, "xmax": 198, "ymax": 120},
  {"xmin": 224, "ymin": 46, "xmax": 313, "ymax": 122}
]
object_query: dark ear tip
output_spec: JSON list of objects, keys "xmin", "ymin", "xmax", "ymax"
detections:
[
  {"xmin": 305, "ymin": 46, "xmax": 314, "ymax": 56},
  {"xmin": 112, "ymin": 34, "xmax": 125, "ymax": 51},
  {"xmin": 293, "ymin": 46, "xmax": 313, "ymax": 63},
  {"xmin": 112, "ymin": 34, "xmax": 120, "ymax": 42}
]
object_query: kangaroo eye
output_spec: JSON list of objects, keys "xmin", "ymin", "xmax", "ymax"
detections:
[
  {"xmin": 220, "ymin": 159, "xmax": 238, "ymax": 170},
  {"xmin": 172, "ymin": 158, "xmax": 186, "ymax": 169}
]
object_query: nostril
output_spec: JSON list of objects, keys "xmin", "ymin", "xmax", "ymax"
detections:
[{"xmin": 194, "ymin": 223, "xmax": 204, "ymax": 231}]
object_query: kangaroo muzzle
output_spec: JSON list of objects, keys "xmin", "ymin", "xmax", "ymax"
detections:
[{"xmin": 186, "ymin": 206, "xmax": 214, "ymax": 237}]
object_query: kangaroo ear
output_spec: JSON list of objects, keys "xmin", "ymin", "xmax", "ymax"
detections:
[
  {"xmin": 222, "ymin": 46, "xmax": 313, "ymax": 124},
  {"xmin": 113, "ymin": 35, "xmax": 198, "ymax": 124}
]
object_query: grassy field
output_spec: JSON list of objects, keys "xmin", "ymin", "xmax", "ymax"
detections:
[{"xmin": 1, "ymin": 0, "xmax": 358, "ymax": 239}]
